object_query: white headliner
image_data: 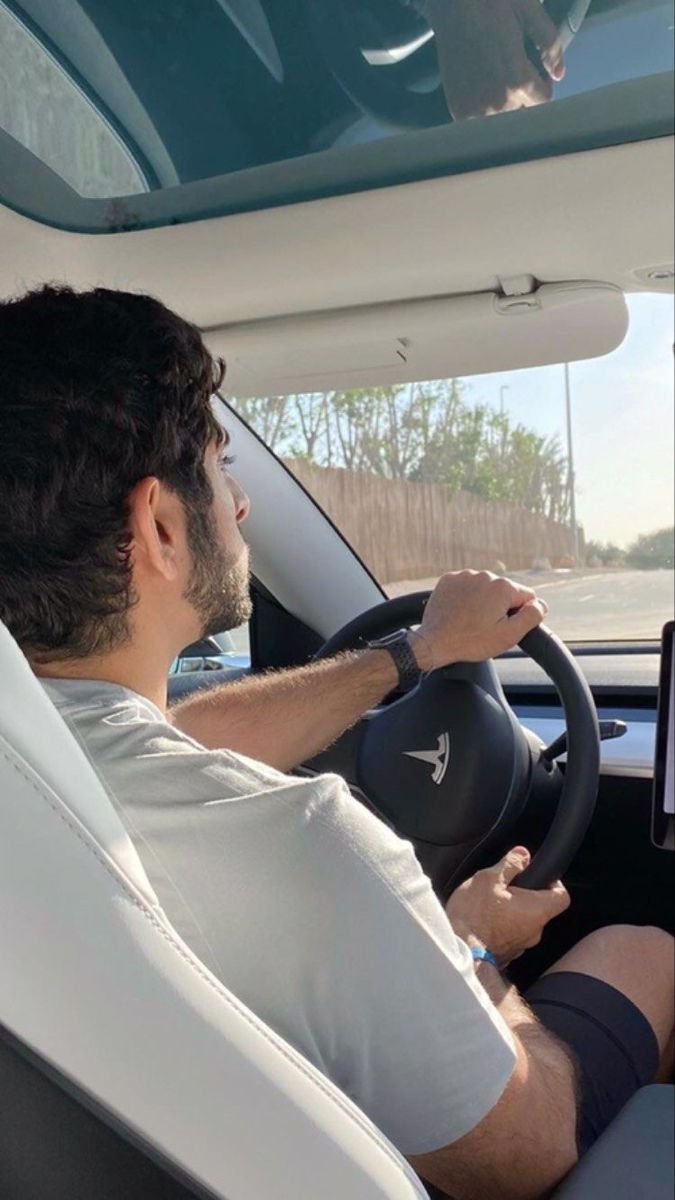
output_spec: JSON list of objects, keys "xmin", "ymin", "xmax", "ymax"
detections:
[{"xmin": 0, "ymin": 136, "xmax": 672, "ymax": 345}]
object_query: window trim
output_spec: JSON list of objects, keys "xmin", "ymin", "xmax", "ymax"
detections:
[
  {"xmin": 1, "ymin": 0, "xmax": 158, "ymax": 194},
  {"xmin": 0, "ymin": 68, "xmax": 671, "ymax": 233}
]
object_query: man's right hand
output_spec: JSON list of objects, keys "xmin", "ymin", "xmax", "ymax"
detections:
[
  {"xmin": 446, "ymin": 846, "xmax": 570, "ymax": 966},
  {"xmin": 414, "ymin": 848, "xmax": 578, "ymax": 1197},
  {"xmin": 413, "ymin": 568, "xmax": 549, "ymax": 673}
]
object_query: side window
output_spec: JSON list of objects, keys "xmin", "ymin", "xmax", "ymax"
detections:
[
  {"xmin": 171, "ymin": 626, "xmax": 251, "ymax": 676},
  {"xmin": 213, "ymin": 625, "xmax": 251, "ymax": 661},
  {"xmin": 0, "ymin": 2, "xmax": 146, "ymax": 197}
]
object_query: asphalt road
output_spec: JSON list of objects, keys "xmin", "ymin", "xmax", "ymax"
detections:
[
  {"xmin": 385, "ymin": 569, "xmax": 674, "ymax": 641},
  {"xmin": 224, "ymin": 570, "xmax": 672, "ymax": 655}
]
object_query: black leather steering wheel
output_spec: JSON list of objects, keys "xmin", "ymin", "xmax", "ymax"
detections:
[{"xmin": 314, "ymin": 593, "xmax": 600, "ymax": 896}]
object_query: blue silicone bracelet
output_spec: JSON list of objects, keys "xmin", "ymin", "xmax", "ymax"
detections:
[{"xmin": 471, "ymin": 947, "xmax": 499, "ymax": 969}]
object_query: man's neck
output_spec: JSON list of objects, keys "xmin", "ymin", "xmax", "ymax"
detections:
[{"xmin": 33, "ymin": 649, "xmax": 171, "ymax": 716}]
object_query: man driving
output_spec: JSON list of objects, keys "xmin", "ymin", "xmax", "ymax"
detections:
[{"xmin": 0, "ymin": 285, "xmax": 672, "ymax": 1200}]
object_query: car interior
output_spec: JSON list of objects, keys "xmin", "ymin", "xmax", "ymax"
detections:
[{"xmin": 0, "ymin": 1, "xmax": 674, "ymax": 1197}]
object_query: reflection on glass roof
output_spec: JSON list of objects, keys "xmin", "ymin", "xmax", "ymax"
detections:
[{"xmin": 0, "ymin": 0, "xmax": 672, "ymax": 226}]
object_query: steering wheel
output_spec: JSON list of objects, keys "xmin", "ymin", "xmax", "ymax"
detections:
[
  {"xmin": 304, "ymin": 0, "xmax": 592, "ymax": 130},
  {"xmin": 314, "ymin": 593, "xmax": 600, "ymax": 897}
]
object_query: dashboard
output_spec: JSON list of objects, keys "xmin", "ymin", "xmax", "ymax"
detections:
[
  {"xmin": 168, "ymin": 641, "xmax": 667, "ymax": 785},
  {"xmin": 513, "ymin": 705, "xmax": 656, "ymax": 780}
]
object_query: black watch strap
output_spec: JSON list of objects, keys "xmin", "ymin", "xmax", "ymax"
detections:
[{"xmin": 366, "ymin": 629, "xmax": 421, "ymax": 693}]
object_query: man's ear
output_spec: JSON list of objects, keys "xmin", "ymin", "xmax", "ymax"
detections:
[{"xmin": 127, "ymin": 476, "xmax": 183, "ymax": 582}]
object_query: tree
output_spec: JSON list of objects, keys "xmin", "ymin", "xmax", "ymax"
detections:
[
  {"xmin": 231, "ymin": 395, "xmax": 293, "ymax": 454},
  {"xmin": 585, "ymin": 540, "xmax": 625, "ymax": 567},
  {"xmin": 231, "ymin": 379, "xmax": 571, "ymax": 524},
  {"xmin": 625, "ymin": 527, "xmax": 674, "ymax": 570},
  {"xmin": 290, "ymin": 392, "xmax": 330, "ymax": 462},
  {"xmin": 413, "ymin": 396, "xmax": 569, "ymax": 524},
  {"xmin": 331, "ymin": 388, "xmax": 393, "ymax": 473}
]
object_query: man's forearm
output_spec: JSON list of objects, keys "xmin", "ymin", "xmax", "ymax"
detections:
[
  {"xmin": 475, "ymin": 957, "xmax": 577, "ymax": 1076},
  {"xmin": 168, "ymin": 569, "xmax": 547, "ymax": 772},
  {"xmin": 169, "ymin": 649, "xmax": 401, "ymax": 771}
]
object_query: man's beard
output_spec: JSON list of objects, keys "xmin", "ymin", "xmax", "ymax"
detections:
[{"xmin": 184, "ymin": 502, "xmax": 252, "ymax": 639}]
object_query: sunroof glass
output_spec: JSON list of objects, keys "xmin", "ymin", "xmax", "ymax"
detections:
[{"xmin": 0, "ymin": 0, "xmax": 672, "ymax": 222}]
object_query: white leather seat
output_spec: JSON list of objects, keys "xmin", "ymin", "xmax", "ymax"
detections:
[{"xmin": 0, "ymin": 620, "xmax": 427, "ymax": 1199}]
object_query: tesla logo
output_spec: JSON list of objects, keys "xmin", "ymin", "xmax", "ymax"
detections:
[{"xmin": 403, "ymin": 733, "xmax": 450, "ymax": 785}]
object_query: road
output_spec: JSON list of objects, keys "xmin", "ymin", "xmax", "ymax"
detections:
[
  {"xmin": 385, "ymin": 569, "xmax": 674, "ymax": 641},
  {"xmin": 225, "ymin": 570, "xmax": 673, "ymax": 654}
]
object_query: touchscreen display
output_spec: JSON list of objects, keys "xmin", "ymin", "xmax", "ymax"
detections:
[
  {"xmin": 653, "ymin": 621, "xmax": 674, "ymax": 847},
  {"xmin": 663, "ymin": 644, "xmax": 674, "ymax": 816}
]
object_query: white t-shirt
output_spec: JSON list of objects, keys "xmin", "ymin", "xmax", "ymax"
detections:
[{"xmin": 41, "ymin": 677, "xmax": 515, "ymax": 1157}]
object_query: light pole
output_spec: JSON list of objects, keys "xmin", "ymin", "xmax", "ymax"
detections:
[
  {"xmin": 564, "ymin": 362, "xmax": 580, "ymax": 566},
  {"xmin": 499, "ymin": 384, "xmax": 509, "ymax": 416}
]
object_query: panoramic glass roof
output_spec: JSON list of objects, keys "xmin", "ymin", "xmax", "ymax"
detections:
[{"xmin": 0, "ymin": 0, "xmax": 673, "ymax": 231}]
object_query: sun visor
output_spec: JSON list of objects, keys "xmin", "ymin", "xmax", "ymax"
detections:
[{"xmin": 206, "ymin": 282, "xmax": 628, "ymax": 396}]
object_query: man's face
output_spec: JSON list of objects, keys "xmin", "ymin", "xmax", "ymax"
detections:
[{"xmin": 183, "ymin": 438, "xmax": 252, "ymax": 638}]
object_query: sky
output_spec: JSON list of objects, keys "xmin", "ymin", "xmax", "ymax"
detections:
[{"xmin": 463, "ymin": 293, "xmax": 675, "ymax": 547}]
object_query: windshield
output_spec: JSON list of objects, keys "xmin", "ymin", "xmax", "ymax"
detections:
[{"xmin": 230, "ymin": 292, "xmax": 674, "ymax": 642}]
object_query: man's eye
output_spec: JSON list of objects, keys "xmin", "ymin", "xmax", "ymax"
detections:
[{"xmin": 219, "ymin": 454, "xmax": 236, "ymax": 471}]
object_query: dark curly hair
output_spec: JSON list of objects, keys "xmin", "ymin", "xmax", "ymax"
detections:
[{"xmin": 0, "ymin": 284, "xmax": 224, "ymax": 661}]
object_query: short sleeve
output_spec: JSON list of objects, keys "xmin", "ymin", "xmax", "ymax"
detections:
[{"xmin": 293, "ymin": 777, "xmax": 517, "ymax": 1156}]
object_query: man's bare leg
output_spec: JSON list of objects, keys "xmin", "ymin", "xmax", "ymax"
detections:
[{"xmin": 543, "ymin": 925, "xmax": 675, "ymax": 1081}]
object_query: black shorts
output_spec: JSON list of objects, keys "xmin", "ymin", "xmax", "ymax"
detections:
[{"xmin": 525, "ymin": 970, "xmax": 660, "ymax": 1155}]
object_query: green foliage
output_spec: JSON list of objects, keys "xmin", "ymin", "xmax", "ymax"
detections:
[
  {"xmin": 585, "ymin": 530, "xmax": 674, "ymax": 569},
  {"xmin": 231, "ymin": 395, "xmax": 294, "ymax": 449},
  {"xmin": 231, "ymin": 379, "xmax": 572, "ymax": 523},
  {"xmin": 585, "ymin": 540, "xmax": 626, "ymax": 566},
  {"xmin": 625, "ymin": 527, "xmax": 675, "ymax": 570}
]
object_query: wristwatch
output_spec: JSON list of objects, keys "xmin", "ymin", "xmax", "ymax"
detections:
[{"xmin": 366, "ymin": 629, "xmax": 422, "ymax": 693}]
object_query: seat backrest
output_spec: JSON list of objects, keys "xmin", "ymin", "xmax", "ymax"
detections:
[{"xmin": 0, "ymin": 620, "xmax": 427, "ymax": 1200}]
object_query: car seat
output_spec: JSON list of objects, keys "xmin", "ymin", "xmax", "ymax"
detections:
[{"xmin": 0, "ymin": 619, "xmax": 427, "ymax": 1200}]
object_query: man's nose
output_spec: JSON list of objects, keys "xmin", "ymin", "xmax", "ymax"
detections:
[{"xmin": 231, "ymin": 477, "xmax": 250, "ymax": 524}]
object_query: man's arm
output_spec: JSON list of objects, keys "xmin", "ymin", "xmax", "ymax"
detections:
[
  {"xmin": 409, "ymin": 968, "xmax": 578, "ymax": 1200},
  {"xmin": 170, "ymin": 647, "xmax": 399, "ymax": 772},
  {"xmin": 410, "ymin": 848, "xmax": 578, "ymax": 1200},
  {"xmin": 170, "ymin": 571, "xmax": 548, "ymax": 771}
]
